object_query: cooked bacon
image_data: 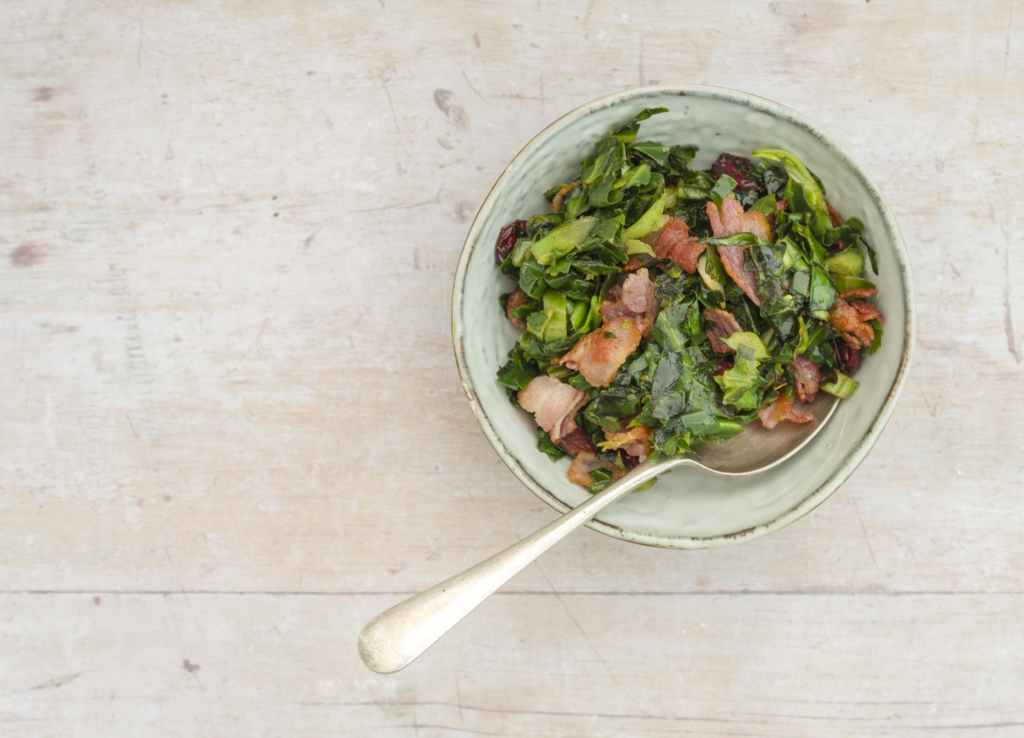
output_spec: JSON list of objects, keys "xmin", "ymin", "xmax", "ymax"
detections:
[
  {"xmin": 789, "ymin": 354, "xmax": 822, "ymax": 404},
  {"xmin": 550, "ymin": 179, "xmax": 582, "ymax": 213},
  {"xmin": 717, "ymin": 243, "xmax": 761, "ymax": 306},
  {"xmin": 851, "ymin": 300, "xmax": 884, "ymax": 323},
  {"xmin": 558, "ymin": 428, "xmax": 596, "ymax": 456},
  {"xmin": 650, "ymin": 217, "xmax": 705, "ymax": 273},
  {"xmin": 559, "ymin": 317, "xmax": 642, "ymax": 387},
  {"xmin": 758, "ymin": 393, "xmax": 814, "ymax": 430},
  {"xmin": 621, "ymin": 268, "xmax": 657, "ymax": 314},
  {"xmin": 567, "ymin": 452, "xmax": 624, "ymax": 488},
  {"xmin": 839, "ymin": 288, "xmax": 878, "ymax": 300},
  {"xmin": 829, "ymin": 297, "xmax": 883, "ymax": 350},
  {"xmin": 825, "ymin": 199, "xmax": 844, "ymax": 228},
  {"xmin": 705, "ymin": 198, "xmax": 766, "ymax": 306},
  {"xmin": 707, "ymin": 196, "xmax": 743, "ymax": 237},
  {"xmin": 600, "ymin": 269, "xmax": 658, "ymax": 338},
  {"xmin": 506, "ymin": 287, "xmax": 530, "ymax": 329},
  {"xmin": 706, "ymin": 197, "xmax": 772, "ymax": 242},
  {"xmin": 622, "ymin": 255, "xmax": 644, "ymax": 272},
  {"xmin": 517, "ymin": 376, "xmax": 589, "ymax": 443},
  {"xmin": 776, "ymin": 199, "xmax": 788, "ymax": 212},
  {"xmin": 704, "ymin": 308, "xmax": 743, "ymax": 353},
  {"xmin": 600, "ymin": 425, "xmax": 652, "ymax": 458}
]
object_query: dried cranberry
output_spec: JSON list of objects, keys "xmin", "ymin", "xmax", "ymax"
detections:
[
  {"xmin": 711, "ymin": 153, "xmax": 766, "ymax": 194},
  {"xmin": 835, "ymin": 340, "xmax": 862, "ymax": 375},
  {"xmin": 494, "ymin": 220, "xmax": 529, "ymax": 264},
  {"xmin": 621, "ymin": 451, "xmax": 641, "ymax": 470},
  {"xmin": 495, "ymin": 224, "xmax": 516, "ymax": 264},
  {"xmin": 713, "ymin": 359, "xmax": 734, "ymax": 377}
]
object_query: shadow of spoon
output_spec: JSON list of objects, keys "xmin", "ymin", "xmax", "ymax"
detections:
[{"xmin": 359, "ymin": 393, "xmax": 838, "ymax": 673}]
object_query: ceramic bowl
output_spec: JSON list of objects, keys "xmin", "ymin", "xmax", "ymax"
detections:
[{"xmin": 451, "ymin": 85, "xmax": 915, "ymax": 549}]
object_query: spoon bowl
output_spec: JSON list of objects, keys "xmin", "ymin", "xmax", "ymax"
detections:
[
  {"xmin": 358, "ymin": 394, "xmax": 838, "ymax": 674},
  {"xmin": 687, "ymin": 393, "xmax": 837, "ymax": 476}
]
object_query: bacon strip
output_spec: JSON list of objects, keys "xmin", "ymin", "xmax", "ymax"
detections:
[
  {"xmin": 829, "ymin": 297, "xmax": 884, "ymax": 350},
  {"xmin": 705, "ymin": 198, "xmax": 768, "ymax": 306},
  {"xmin": 825, "ymin": 199, "xmax": 844, "ymax": 228},
  {"xmin": 506, "ymin": 287, "xmax": 530, "ymax": 329},
  {"xmin": 718, "ymin": 244, "xmax": 761, "ymax": 306},
  {"xmin": 600, "ymin": 269, "xmax": 658, "ymax": 338},
  {"xmin": 550, "ymin": 179, "xmax": 582, "ymax": 213},
  {"xmin": 789, "ymin": 354, "xmax": 822, "ymax": 404},
  {"xmin": 622, "ymin": 255, "xmax": 644, "ymax": 272},
  {"xmin": 758, "ymin": 394, "xmax": 814, "ymax": 430},
  {"xmin": 704, "ymin": 308, "xmax": 743, "ymax": 353},
  {"xmin": 559, "ymin": 317, "xmax": 642, "ymax": 388},
  {"xmin": 567, "ymin": 452, "xmax": 623, "ymax": 488},
  {"xmin": 650, "ymin": 217, "xmax": 705, "ymax": 274},
  {"xmin": 558, "ymin": 428, "xmax": 596, "ymax": 456},
  {"xmin": 852, "ymin": 300, "xmax": 884, "ymax": 323},
  {"xmin": 839, "ymin": 288, "xmax": 878, "ymax": 300},
  {"xmin": 517, "ymin": 375, "xmax": 589, "ymax": 443},
  {"xmin": 600, "ymin": 426, "xmax": 652, "ymax": 458}
]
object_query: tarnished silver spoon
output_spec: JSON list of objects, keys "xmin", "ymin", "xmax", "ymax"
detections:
[{"xmin": 359, "ymin": 393, "xmax": 837, "ymax": 673}]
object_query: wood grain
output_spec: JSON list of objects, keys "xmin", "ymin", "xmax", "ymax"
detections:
[{"xmin": 0, "ymin": 0, "xmax": 1021, "ymax": 735}]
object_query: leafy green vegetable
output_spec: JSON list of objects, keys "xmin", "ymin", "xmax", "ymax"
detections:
[
  {"xmin": 497, "ymin": 347, "xmax": 540, "ymax": 391},
  {"xmin": 752, "ymin": 148, "xmax": 823, "ymax": 208},
  {"xmin": 721, "ymin": 332, "xmax": 771, "ymax": 359},
  {"xmin": 537, "ymin": 430, "xmax": 568, "ymax": 461},
  {"xmin": 825, "ymin": 246, "xmax": 865, "ymax": 277},
  {"xmin": 492, "ymin": 110, "xmax": 885, "ymax": 486},
  {"xmin": 808, "ymin": 266, "xmax": 837, "ymax": 319},
  {"xmin": 623, "ymin": 192, "xmax": 668, "ymax": 240},
  {"xmin": 531, "ymin": 216, "xmax": 597, "ymax": 266},
  {"xmin": 822, "ymin": 371, "xmax": 858, "ymax": 398}
]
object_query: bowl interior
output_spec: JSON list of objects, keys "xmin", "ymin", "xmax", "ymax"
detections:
[{"xmin": 453, "ymin": 86, "xmax": 914, "ymax": 549}]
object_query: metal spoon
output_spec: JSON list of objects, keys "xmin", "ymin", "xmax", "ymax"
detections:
[{"xmin": 359, "ymin": 393, "xmax": 837, "ymax": 673}]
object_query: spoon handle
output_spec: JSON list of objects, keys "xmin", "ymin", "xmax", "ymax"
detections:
[{"xmin": 358, "ymin": 461, "xmax": 662, "ymax": 673}]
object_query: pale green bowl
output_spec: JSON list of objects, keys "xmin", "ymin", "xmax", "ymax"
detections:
[{"xmin": 452, "ymin": 85, "xmax": 915, "ymax": 549}]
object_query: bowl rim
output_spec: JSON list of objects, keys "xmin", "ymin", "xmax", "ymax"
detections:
[{"xmin": 451, "ymin": 84, "xmax": 916, "ymax": 549}]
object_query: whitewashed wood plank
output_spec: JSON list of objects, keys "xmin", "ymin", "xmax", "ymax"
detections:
[
  {"xmin": 0, "ymin": 0, "xmax": 1021, "ymax": 598},
  {"xmin": 0, "ymin": 593, "xmax": 1021, "ymax": 736}
]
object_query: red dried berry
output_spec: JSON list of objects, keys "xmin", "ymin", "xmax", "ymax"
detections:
[
  {"xmin": 621, "ymin": 451, "xmax": 641, "ymax": 470},
  {"xmin": 495, "ymin": 220, "xmax": 529, "ymax": 264},
  {"xmin": 711, "ymin": 153, "xmax": 766, "ymax": 194},
  {"xmin": 835, "ymin": 340, "xmax": 862, "ymax": 375},
  {"xmin": 495, "ymin": 224, "xmax": 516, "ymax": 264},
  {"xmin": 713, "ymin": 359, "xmax": 734, "ymax": 377}
]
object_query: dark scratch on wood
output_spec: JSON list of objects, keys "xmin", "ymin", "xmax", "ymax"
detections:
[
  {"xmin": 1005, "ymin": 247, "xmax": 1020, "ymax": 363},
  {"xmin": 460, "ymin": 69, "xmax": 488, "ymax": 105},
  {"xmin": 400, "ymin": 725, "xmax": 506, "ymax": 737},
  {"xmin": 382, "ymin": 82, "xmax": 400, "ymax": 134},
  {"xmin": 315, "ymin": 700, "xmax": 1024, "ymax": 731},
  {"xmin": 531, "ymin": 563, "xmax": 645, "ymax": 715},
  {"xmin": 852, "ymin": 498, "xmax": 879, "ymax": 570},
  {"xmin": 27, "ymin": 673, "xmax": 80, "ymax": 691}
]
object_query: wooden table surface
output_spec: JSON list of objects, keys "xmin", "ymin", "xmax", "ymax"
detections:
[{"xmin": 2, "ymin": 1, "xmax": 1022, "ymax": 735}]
